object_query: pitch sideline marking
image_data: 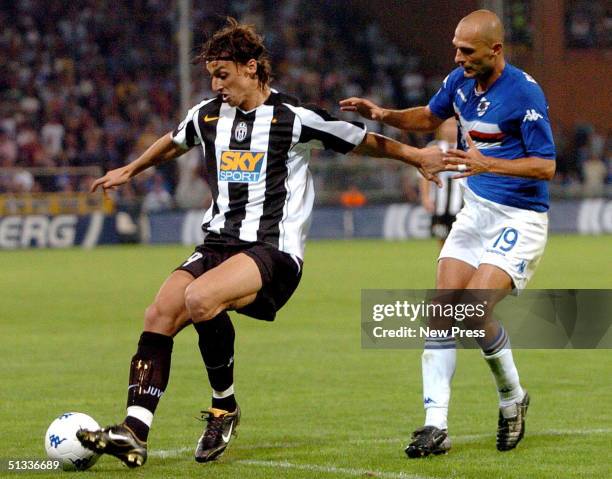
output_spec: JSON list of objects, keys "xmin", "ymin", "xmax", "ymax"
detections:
[
  {"xmin": 237, "ymin": 459, "xmax": 430, "ymax": 479},
  {"xmin": 151, "ymin": 446, "xmax": 192, "ymax": 458},
  {"xmin": 148, "ymin": 449, "xmax": 433, "ymax": 478},
  {"xmin": 150, "ymin": 427, "xmax": 612, "ymax": 459}
]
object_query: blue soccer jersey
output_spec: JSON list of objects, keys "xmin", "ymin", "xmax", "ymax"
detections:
[{"xmin": 428, "ymin": 63, "xmax": 555, "ymax": 212}]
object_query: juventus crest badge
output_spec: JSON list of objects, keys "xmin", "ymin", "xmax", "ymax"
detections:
[
  {"xmin": 477, "ymin": 97, "xmax": 491, "ymax": 117},
  {"xmin": 235, "ymin": 121, "xmax": 248, "ymax": 142}
]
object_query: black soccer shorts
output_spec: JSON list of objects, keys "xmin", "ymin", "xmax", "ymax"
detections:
[
  {"xmin": 175, "ymin": 235, "xmax": 303, "ymax": 321},
  {"xmin": 431, "ymin": 213, "xmax": 456, "ymax": 240}
]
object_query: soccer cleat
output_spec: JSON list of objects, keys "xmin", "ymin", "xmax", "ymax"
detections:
[
  {"xmin": 405, "ymin": 425, "xmax": 451, "ymax": 458},
  {"xmin": 195, "ymin": 406, "xmax": 240, "ymax": 463},
  {"xmin": 76, "ymin": 424, "xmax": 147, "ymax": 468},
  {"xmin": 497, "ymin": 391, "xmax": 530, "ymax": 451}
]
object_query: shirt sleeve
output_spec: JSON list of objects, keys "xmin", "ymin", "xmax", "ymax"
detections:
[
  {"xmin": 427, "ymin": 72, "xmax": 457, "ymax": 121},
  {"xmin": 517, "ymin": 86, "xmax": 556, "ymax": 159},
  {"xmin": 287, "ymin": 104, "xmax": 367, "ymax": 154},
  {"xmin": 171, "ymin": 105, "xmax": 202, "ymax": 150}
]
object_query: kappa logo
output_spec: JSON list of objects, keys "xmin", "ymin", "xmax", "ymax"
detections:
[
  {"xmin": 234, "ymin": 121, "xmax": 248, "ymax": 142},
  {"xmin": 219, "ymin": 150, "xmax": 265, "ymax": 183},
  {"xmin": 49, "ymin": 435, "xmax": 66, "ymax": 448},
  {"xmin": 523, "ymin": 109, "xmax": 543, "ymax": 122},
  {"xmin": 523, "ymin": 72, "xmax": 537, "ymax": 84},
  {"xmin": 477, "ymin": 96, "xmax": 491, "ymax": 117}
]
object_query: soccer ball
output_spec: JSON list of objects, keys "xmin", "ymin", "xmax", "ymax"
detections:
[{"xmin": 44, "ymin": 412, "xmax": 101, "ymax": 471}]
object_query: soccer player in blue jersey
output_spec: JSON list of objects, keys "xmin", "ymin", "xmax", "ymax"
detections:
[{"xmin": 341, "ymin": 9, "xmax": 555, "ymax": 456}]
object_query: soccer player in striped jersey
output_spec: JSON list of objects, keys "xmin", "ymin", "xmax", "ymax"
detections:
[
  {"xmin": 420, "ymin": 118, "xmax": 463, "ymax": 248},
  {"xmin": 341, "ymin": 9, "xmax": 555, "ymax": 457},
  {"xmin": 76, "ymin": 18, "xmax": 446, "ymax": 467}
]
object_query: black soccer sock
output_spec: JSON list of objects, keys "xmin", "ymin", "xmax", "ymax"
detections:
[
  {"xmin": 124, "ymin": 331, "xmax": 173, "ymax": 442},
  {"xmin": 194, "ymin": 312, "xmax": 237, "ymax": 412}
]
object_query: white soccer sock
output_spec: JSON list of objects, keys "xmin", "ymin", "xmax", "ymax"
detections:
[
  {"xmin": 212, "ymin": 384, "xmax": 235, "ymax": 399},
  {"xmin": 422, "ymin": 339, "xmax": 456, "ymax": 430},
  {"xmin": 483, "ymin": 347, "xmax": 524, "ymax": 408},
  {"xmin": 126, "ymin": 405, "xmax": 154, "ymax": 428}
]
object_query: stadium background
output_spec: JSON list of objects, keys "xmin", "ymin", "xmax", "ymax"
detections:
[
  {"xmin": 0, "ymin": 1, "xmax": 610, "ymax": 478},
  {"xmin": 0, "ymin": 0, "xmax": 610, "ymax": 245}
]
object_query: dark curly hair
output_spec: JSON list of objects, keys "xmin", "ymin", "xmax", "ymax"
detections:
[{"xmin": 196, "ymin": 17, "xmax": 271, "ymax": 89}]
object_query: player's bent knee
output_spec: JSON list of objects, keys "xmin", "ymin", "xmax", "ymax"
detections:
[
  {"xmin": 144, "ymin": 303, "xmax": 180, "ymax": 336},
  {"xmin": 184, "ymin": 284, "xmax": 223, "ymax": 322}
]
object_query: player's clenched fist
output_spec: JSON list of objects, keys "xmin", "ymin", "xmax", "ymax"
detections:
[
  {"xmin": 339, "ymin": 97, "xmax": 386, "ymax": 121},
  {"xmin": 90, "ymin": 165, "xmax": 133, "ymax": 193}
]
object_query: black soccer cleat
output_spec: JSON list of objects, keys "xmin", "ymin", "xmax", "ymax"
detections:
[
  {"xmin": 195, "ymin": 406, "xmax": 240, "ymax": 463},
  {"xmin": 405, "ymin": 425, "xmax": 451, "ymax": 458},
  {"xmin": 497, "ymin": 391, "xmax": 530, "ymax": 451},
  {"xmin": 76, "ymin": 423, "xmax": 147, "ymax": 468}
]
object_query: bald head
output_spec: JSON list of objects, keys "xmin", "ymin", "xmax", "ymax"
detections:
[
  {"xmin": 456, "ymin": 9, "xmax": 504, "ymax": 47},
  {"xmin": 452, "ymin": 10, "xmax": 506, "ymax": 87}
]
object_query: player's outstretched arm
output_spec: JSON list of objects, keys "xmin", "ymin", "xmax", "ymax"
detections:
[
  {"xmin": 444, "ymin": 134, "xmax": 556, "ymax": 180},
  {"xmin": 90, "ymin": 132, "xmax": 187, "ymax": 192},
  {"xmin": 353, "ymin": 132, "xmax": 444, "ymax": 187},
  {"xmin": 339, "ymin": 98, "xmax": 444, "ymax": 133}
]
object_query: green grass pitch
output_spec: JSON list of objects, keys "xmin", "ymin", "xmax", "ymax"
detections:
[{"xmin": 1, "ymin": 235, "xmax": 610, "ymax": 478}]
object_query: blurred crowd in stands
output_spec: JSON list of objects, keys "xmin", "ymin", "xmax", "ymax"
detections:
[
  {"xmin": 1, "ymin": 0, "xmax": 610, "ymax": 211},
  {"xmin": 565, "ymin": 0, "xmax": 611, "ymax": 48}
]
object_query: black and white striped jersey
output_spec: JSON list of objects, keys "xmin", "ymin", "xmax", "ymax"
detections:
[
  {"xmin": 433, "ymin": 171, "xmax": 464, "ymax": 218},
  {"xmin": 427, "ymin": 140, "xmax": 464, "ymax": 218},
  {"xmin": 171, "ymin": 90, "xmax": 366, "ymax": 258}
]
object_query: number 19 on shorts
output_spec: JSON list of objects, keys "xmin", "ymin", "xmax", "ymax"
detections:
[{"xmin": 492, "ymin": 227, "xmax": 519, "ymax": 252}]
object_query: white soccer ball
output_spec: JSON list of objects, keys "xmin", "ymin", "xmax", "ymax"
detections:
[{"xmin": 44, "ymin": 412, "xmax": 101, "ymax": 471}]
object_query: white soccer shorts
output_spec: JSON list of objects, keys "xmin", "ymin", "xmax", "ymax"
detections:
[{"xmin": 439, "ymin": 187, "xmax": 548, "ymax": 290}]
